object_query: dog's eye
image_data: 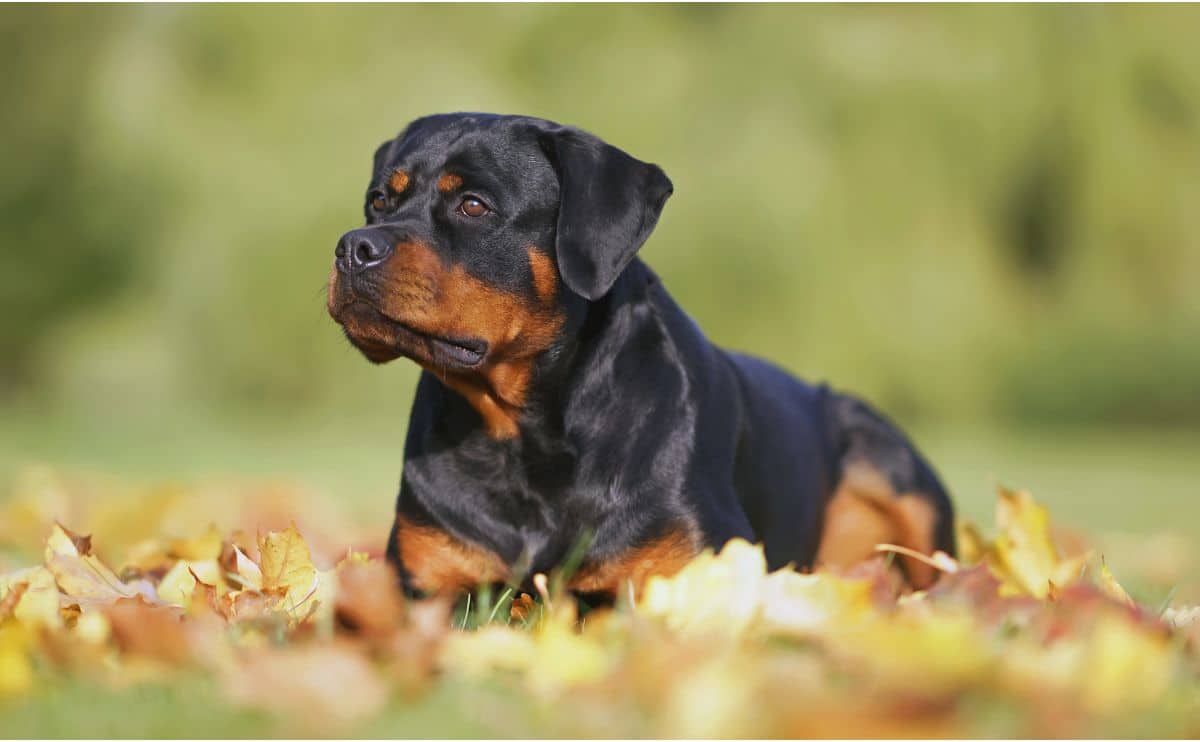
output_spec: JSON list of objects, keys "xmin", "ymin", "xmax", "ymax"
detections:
[
  {"xmin": 458, "ymin": 196, "xmax": 490, "ymax": 218},
  {"xmin": 368, "ymin": 191, "xmax": 388, "ymax": 212}
]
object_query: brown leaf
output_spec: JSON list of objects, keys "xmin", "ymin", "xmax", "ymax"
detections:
[
  {"xmin": 334, "ymin": 561, "xmax": 403, "ymax": 641},
  {"xmin": 222, "ymin": 643, "xmax": 389, "ymax": 730},
  {"xmin": 104, "ymin": 597, "xmax": 193, "ymax": 665},
  {"xmin": 510, "ymin": 592, "xmax": 536, "ymax": 623}
]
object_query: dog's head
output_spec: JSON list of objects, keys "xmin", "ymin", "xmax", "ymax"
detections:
[{"xmin": 327, "ymin": 113, "xmax": 672, "ymax": 436}]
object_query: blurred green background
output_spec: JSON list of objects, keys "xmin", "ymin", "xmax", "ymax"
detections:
[{"xmin": 2, "ymin": 4, "xmax": 1199, "ymax": 547}]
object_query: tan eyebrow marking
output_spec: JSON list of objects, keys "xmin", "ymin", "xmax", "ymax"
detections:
[
  {"xmin": 389, "ymin": 169, "xmax": 410, "ymax": 193},
  {"xmin": 437, "ymin": 173, "xmax": 463, "ymax": 193}
]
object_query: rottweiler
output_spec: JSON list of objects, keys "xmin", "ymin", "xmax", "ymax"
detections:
[{"xmin": 327, "ymin": 113, "xmax": 955, "ymax": 599}]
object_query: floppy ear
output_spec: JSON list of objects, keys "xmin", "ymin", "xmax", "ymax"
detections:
[{"xmin": 540, "ymin": 127, "xmax": 674, "ymax": 300}]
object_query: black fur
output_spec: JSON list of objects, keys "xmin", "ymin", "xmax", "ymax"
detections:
[{"xmin": 329, "ymin": 113, "xmax": 955, "ymax": 594}]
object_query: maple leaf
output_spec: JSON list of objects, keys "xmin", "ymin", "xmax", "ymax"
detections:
[
  {"xmin": 964, "ymin": 487, "xmax": 1091, "ymax": 599},
  {"xmin": 257, "ymin": 525, "xmax": 319, "ymax": 610},
  {"xmin": 43, "ymin": 523, "xmax": 155, "ymax": 610}
]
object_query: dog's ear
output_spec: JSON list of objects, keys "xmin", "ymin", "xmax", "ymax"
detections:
[{"xmin": 538, "ymin": 126, "xmax": 673, "ymax": 301}]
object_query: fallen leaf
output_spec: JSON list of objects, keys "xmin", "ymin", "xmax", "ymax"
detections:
[
  {"xmin": 156, "ymin": 559, "xmax": 224, "ymax": 607},
  {"xmin": 222, "ymin": 643, "xmax": 389, "ymax": 730},
  {"xmin": 640, "ymin": 539, "xmax": 768, "ymax": 636},
  {"xmin": 760, "ymin": 569, "xmax": 873, "ymax": 635},
  {"xmin": 967, "ymin": 488, "xmax": 1091, "ymax": 599},
  {"xmin": 44, "ymin": 525, "xmax": 152, "ymax": 609},
  {"xmin": 334, "ymin": 561, "xmax": 403, "ymax": 641},
  {"xmin": 510, "ymin": 592, "xmax": 536, "ymax": 623},
  {"xmin": 0, "ymin": 566, "xmax": 62, "ymax": 629},
  {"xmin": 0, "ymin": 621, "xmax": 34, "ymax": 697},
  {"xmin": 1097, "ymin": 559, "xmax": 1135, "ymax": 608},
  {"xmin": 228, "ymin": 544, "xmax": 263, "ymax": 591},
  {"xmin": 257, "ymin": 525, "xmax": 317, "ymax": 609},
  {"xmin": 104, "ymin": 597, "xmax": 193, "ymax": 665}
]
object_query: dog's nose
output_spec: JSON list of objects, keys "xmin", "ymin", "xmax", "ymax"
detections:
[{"xmin": 335, "ymin": 229, "xmax": 393, "ymax": 272}]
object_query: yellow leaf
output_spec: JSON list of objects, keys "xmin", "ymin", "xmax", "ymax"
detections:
[
  {"xmin": 0, "ymin": 566, "xmax": 62, "ymax": 629},
  {"xmin": 832, "ymin": 607, "xmax": 992, "ymax": 694},
  {"xmin": 662, "ymin": 653, "xmax": 757, "ymax": 738},
  {"xmin": 0, "ymin": 621, "xmax": 34, "ymax": 697},
  {"xmin": 1083, "ymin": 614, "xmax": 1175, "ymax": 712},
  {"xmin": 335, "ymin": 550, "xmax": 372, "ymax": 570},
  {"xmin": 43, "ymin": 525, "xmax": 147, "ymax": 609},
  {"xmin": 526, "ymin": 617, "xmax": 611, "ymax": 698},
  {"xmin": 984, "ymin": 488, "xmax": 1090, "ymax": 599},
  {"xmin": 257, "ymin": 525, "xmax": 318, "ymax": 611},
  {"xmin": 45, "ymin": 522, "xmax": 89, "ymax": 560},
  {"xmin": 230, "ymin": 545, "xmax": 263, "ymax": 591},
  {"xmin": 168, "ymin": 524, "xmax": 223, "ymax": 561},
  {"xmin": 440, "ymin": 625, "xmax": 536, "ymax": 677},
  {"xmin": 74, "ymin": 611, "xmax": 111, "ymax": 645},
  {"xmin": 1098, "ymin": 559, "xmax": 1135, "ymax": 608},
  {"xmin": 440, "ymin": 618, "xmax": 609, "ymax": 698},
  {"xmin": 156, "ymin": 559, "xmax": 224, "ymax": 607},
  {"xmin": 760, "ymin": 570, "xmax": 873, "ymax": 635},
  {"xmin": 956, "ymin": 521, "xmax": 988, "ymax": 565},
  {"xmin": 640, "ymin": 538, "xmax": 768, "ymax": 636}
]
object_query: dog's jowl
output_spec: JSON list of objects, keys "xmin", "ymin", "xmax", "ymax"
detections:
[{"xmin": 327, "ymin": 113, "xmax": 955, "ymax": 599}]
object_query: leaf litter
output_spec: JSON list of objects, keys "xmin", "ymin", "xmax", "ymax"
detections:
[{"xmin": 1, "ymin": 471, "xmax": 1199, "ymax": 737}]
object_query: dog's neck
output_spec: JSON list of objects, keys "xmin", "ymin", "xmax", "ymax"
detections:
[{"xmin": 432, "ymin": 259, "xmax": 663, "ymax": 446}]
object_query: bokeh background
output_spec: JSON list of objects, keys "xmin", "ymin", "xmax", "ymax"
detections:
[{"xmin": 2, "ymin": 5, "xmax": 1199, "ymax": 574}]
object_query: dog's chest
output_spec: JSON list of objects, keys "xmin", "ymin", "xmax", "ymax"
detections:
[{"xmin": 399, "ymin": 440, "xmax": 698, "ymax": 596}]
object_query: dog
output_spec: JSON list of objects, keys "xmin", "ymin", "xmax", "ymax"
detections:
[{"xmin": 327, "ymin": 113, "xmax": 955, "ymax": 599}]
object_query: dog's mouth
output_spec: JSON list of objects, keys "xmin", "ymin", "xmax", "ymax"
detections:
[{"xmin": 334, "ymin": 301, "xmax": 488, "ymax": 369}]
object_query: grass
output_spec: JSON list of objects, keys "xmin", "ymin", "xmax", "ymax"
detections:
[{"xmin": 3, "ymin": 409, "xmax": 1198, "ymax": 541}]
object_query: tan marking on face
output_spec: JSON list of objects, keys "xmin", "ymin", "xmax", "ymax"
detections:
[
  {"xmin": 815, "ymin": 461, "xmax": 941, "ymax": 589},
  {"xmin": 395, "ymin": 515, "xmax": 509, "ymax": 595},
  {"xmin": 325, "ymin": 265, "xmax": 340, "ymax": 316},
  {"xmin": 527, "ymin": 246, "xmax": 558, "ymax": 304},
  {"xmin": 569, "ymin": 528, "xmax": 701, "ymax": 598},
  {"xmin": 360, "ymin": 241, "xmax": 565, "ymax": 439},
  {"xmin": 389, "ymin": 169, "xmax": 410, "ymax": 193},
  {"xmin": 436, "ymin": 172, "xmax": 463, "ymax": 193}
]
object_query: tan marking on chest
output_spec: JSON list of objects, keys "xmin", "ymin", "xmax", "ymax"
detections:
[
  {"xmin": 815, "ymin": 461, "xmax": 941, "ymax": 588},
  {"xmin": 569, "ymin": 529, "xmax": 701, "ymax": 598},
  {"xmin": 394, "ymin": 516, "xmax": 509, "ymax": 595}
]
